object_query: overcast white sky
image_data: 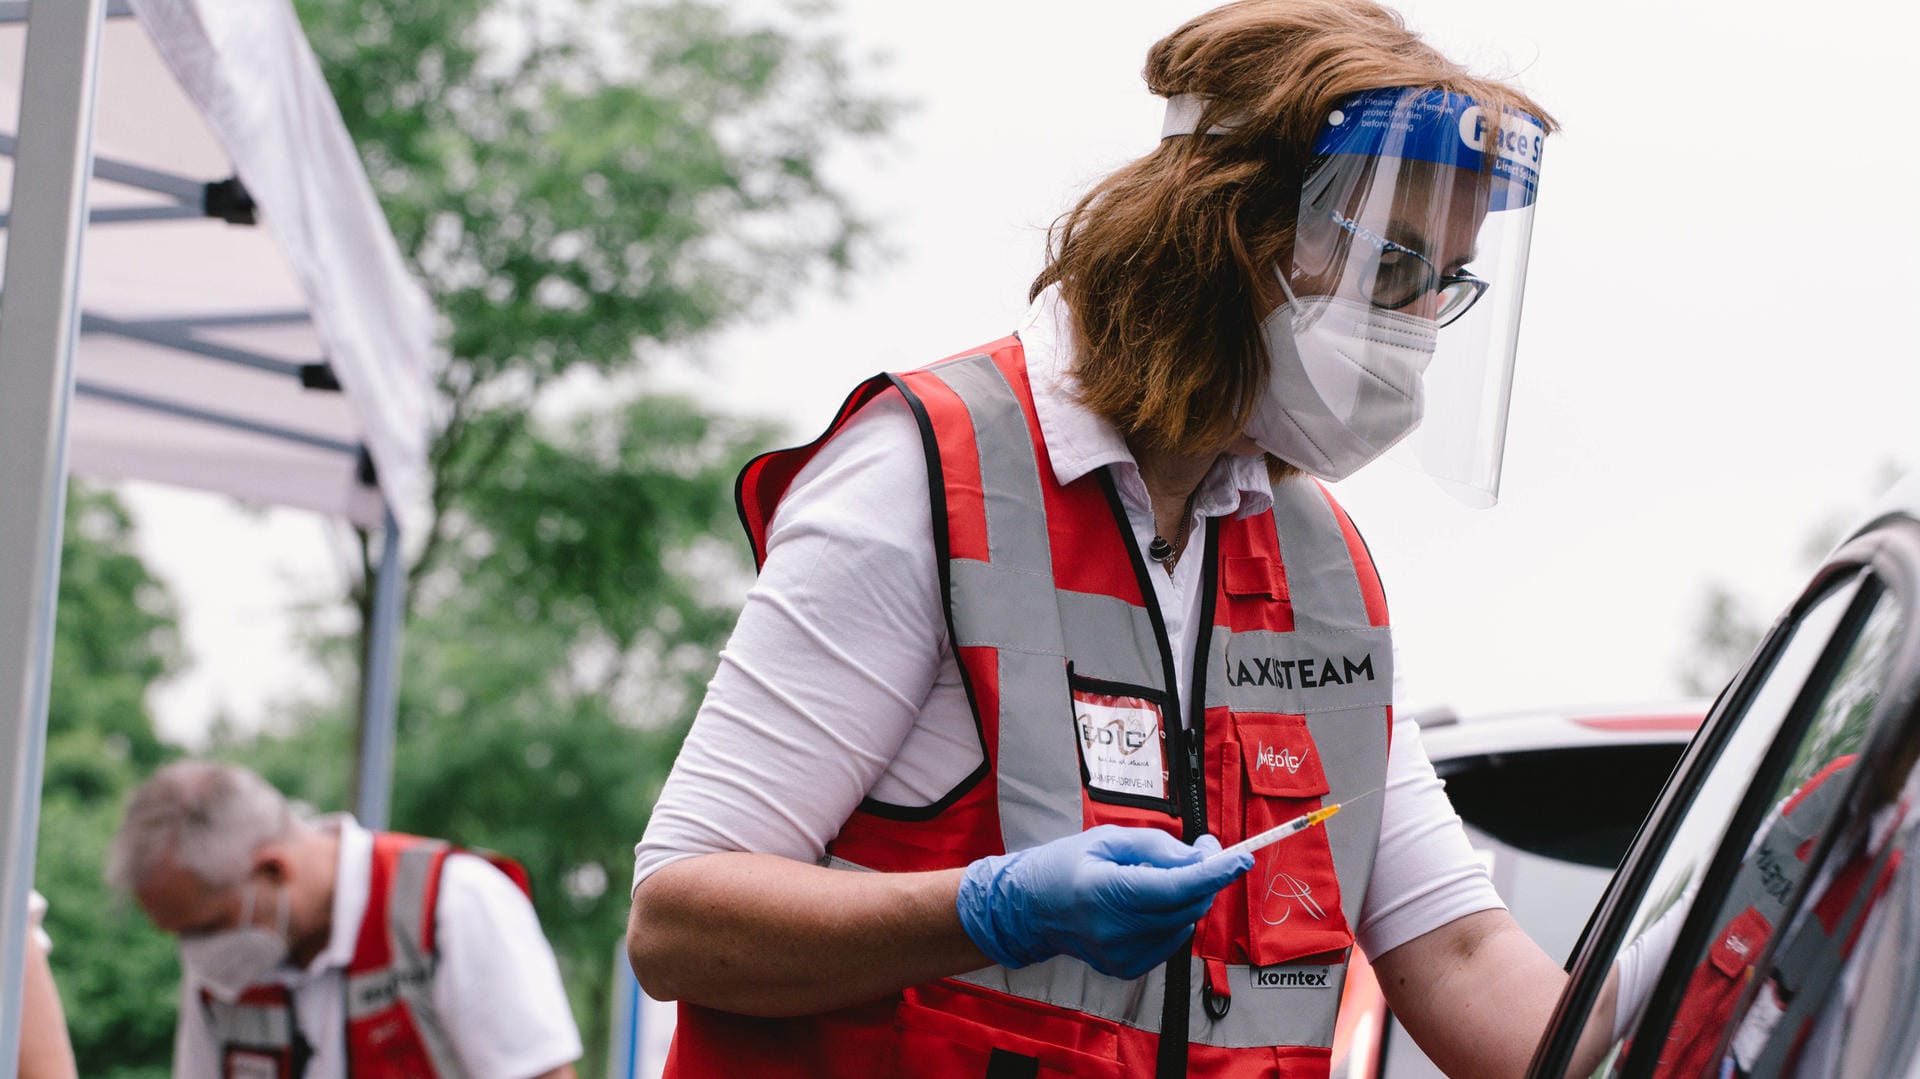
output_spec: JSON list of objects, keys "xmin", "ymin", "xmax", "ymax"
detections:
[{"xmin": 127, "ymin": 0, "xmax": 1920, "ymax": 740}]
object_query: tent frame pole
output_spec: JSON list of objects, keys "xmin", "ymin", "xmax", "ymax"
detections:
[
  {"xmin": 353, "ymin": 506, "xmax": 405, "ymax": 830},
  {"xmin": 0, "ymin": 0, "xmax": 108, "ymax": 1071}
]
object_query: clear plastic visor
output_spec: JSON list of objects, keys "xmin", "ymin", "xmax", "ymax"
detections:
[{"xmin": 1284, "ymin": 90, "xmax": 1544, "ymax": 506}]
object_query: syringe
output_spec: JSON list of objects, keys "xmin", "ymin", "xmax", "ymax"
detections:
[{"xmin": 1219, "ymin": 803, "xmax": 1341, "ymax": 859}]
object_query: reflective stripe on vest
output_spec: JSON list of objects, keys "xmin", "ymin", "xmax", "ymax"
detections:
[
  {"xmin": 1717, "ymin": 760, "xmax": 1856, "ymax": 935},
  {"xmin": 201, "ymin": 988, "xmax": 296, "ymax": 1057},
  {"xmin": 343, "ymin": 840, "xmax": 466, "ymax": 1078},
  {"xmin": 1748, "ymin": 830, "xmax": 1900, "ymax": 1076}
]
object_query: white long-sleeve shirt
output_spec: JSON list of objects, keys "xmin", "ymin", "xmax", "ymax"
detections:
[{"xmin": 634, "ymin": 288, "xmax": 1501, "ymax": 959}]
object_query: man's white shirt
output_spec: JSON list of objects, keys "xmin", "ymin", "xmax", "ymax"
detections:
[
  {"xmin": 174, "ymin": 815, "xmax": 581, "ymax": 1079},
  {"xmin": 633, "ymin": 287, "xmax": 1502, "ymax": 959}
]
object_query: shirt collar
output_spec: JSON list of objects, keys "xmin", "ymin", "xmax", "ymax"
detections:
[
  {"xmin": 1020, "ymin": 285, "xmax": 1274, "ymax": 520},
  {"xmin": 285, "ymin": 812, "xmax": 369, "ymax": 980}
]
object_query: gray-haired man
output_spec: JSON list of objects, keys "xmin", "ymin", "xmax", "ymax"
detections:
[{"xmin": 110, "ymin": 760, "xmax": 580, "ymax": 1079}]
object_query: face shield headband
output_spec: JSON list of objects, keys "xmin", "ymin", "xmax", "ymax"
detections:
[{"xmin": 1163, "ymin": 87, "xmax": 1548, "ymax": 506}]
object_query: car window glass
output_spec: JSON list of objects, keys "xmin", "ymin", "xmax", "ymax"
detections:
[
  {"xmin": 1440, "ymin": 745, "xmax": 1688, "ymax": 965},
  {"xmin": 1623, "ymin": 595, "xmax": 1903, "ymax": 1078},
  {"xmin": 1692, "ymin": 594, "xmax": 1914, "ymax": 1078},
  {"xmin": 1550, "ymin": 573, "xmax": 1867, "ymax": 1077}
]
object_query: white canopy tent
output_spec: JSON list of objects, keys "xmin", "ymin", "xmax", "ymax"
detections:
[{"xmin": 0, "ymin": 0, "xmax": 435, "ymax": 1061}]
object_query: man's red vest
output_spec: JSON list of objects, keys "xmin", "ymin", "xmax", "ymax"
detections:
[
  {"xmin": 1654, "ymin": 755, "xmax": 1902, "ymax": 1077},
  {"xmin": 199, "ymin": 832, "xmax": 533, "ymax": 1079},
  {"xmin": 669, "ymin": 339, "xmax": 1395, "ymax": 1078}
]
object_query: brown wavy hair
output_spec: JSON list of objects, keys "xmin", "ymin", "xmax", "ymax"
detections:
[{"xmin": 1031, "ymin": 0, "xmax": 1557, "ymax": 458}]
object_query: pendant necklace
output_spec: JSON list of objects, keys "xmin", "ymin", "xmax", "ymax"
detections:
[{"xmin": 1147, "ymin": 487, "xmax": 1200, "ymax": 573}]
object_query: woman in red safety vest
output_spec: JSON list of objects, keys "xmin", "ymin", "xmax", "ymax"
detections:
[{"xmin": 628, "ymin": 3, "xmax": 1585, "ymax": 1076}]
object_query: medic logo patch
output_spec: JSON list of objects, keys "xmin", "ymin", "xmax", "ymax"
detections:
[
  {"xmin": 1073, "ymin": 689, "xmax": 1168, "ymax": 801},
  {"xmin": 1253, "ymin": 743, "xmax": 1310, "ymax": 776}
]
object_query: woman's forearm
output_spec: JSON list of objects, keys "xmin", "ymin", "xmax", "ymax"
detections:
[{"xmin": 627, "ymin": 852, "xmax": 983, "ymax": 1016}]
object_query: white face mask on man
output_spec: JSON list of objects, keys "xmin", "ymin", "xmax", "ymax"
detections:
[
  {"xmin": 1243, "ymin": 273, "xmax": 1438, "ymax": 482},
  {"xmin": 179, "ymin": 878, "xmax": 291, "ymax": 1000}
]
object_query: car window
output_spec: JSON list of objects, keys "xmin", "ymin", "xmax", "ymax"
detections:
[
  {"xmin": 1442, "ymin": 744, "xmax": 1688, "ymax": 870},
  {"xmin": 1533, "ymin": 568, "xmax": 1878, "ymax": 1077},
  {"xmin": 1668, "ymin": 587, "xmax": 1920, "ymax": 1079},
  {"xmin": 1611, "ymin": 593, "xmax": 1904, "ymax": 1077},
  {"xmin": 1439, "ymin": 745, "xmax": 1688, "ymax": 964}
]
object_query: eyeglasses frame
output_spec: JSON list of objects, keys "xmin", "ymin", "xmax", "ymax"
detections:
[{"xmin": 1323, "ymin": 210, "xmax": 1488, "ymax": 328}]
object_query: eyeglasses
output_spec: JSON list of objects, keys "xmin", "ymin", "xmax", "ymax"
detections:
[{"xmin": 1326, "ymin": 211, "xmax": 1488, "ymax": 327}]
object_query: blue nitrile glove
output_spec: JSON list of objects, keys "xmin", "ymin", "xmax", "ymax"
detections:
[{"xmin": 955, "ymin": 825, "xmax": 1253, "ymax": 979}]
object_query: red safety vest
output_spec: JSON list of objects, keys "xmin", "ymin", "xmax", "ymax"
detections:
[
  {"xmin": 672, "ymin": 338, "xmax": 1395, "ymax": 1078},
  {"xmin": 198, "ymin": 832, "xmax": 533, "ymax": 1079}
]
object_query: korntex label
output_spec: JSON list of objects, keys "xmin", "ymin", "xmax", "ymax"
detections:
[
  {"xmin": 1251, "ymin": 965, "xmax": 1336, "ymax": 990},
  {"xmin": 1220, "ymin": 628, "xmax": 1393, "ymax": 714}
]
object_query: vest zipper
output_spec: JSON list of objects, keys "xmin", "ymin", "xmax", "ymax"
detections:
[
  {"xmin": 1098, "ymin": 472, "xmax": 1218, "ymax": 1079},
  {"xmin": 1156, "ymin": 520, "xmax": 1222, "ymax": 1079}
]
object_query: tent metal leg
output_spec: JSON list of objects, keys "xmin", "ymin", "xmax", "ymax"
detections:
[
  {"xmin": 0, "ymin": 0, "xmax": 108, "ymax": 1070},
  {"xmin": 354, "ymin": 506, "xmax": 405, "ymax": 831}
]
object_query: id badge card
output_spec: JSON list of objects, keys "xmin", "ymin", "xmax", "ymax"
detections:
[{"xmin": 1073, "ymin": 686, "xmax": 1170, "ymax": 803}]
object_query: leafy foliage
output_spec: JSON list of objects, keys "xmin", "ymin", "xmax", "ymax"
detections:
[
  {"xmin": 215, "ymin": 2, "xmax": 896, "ymax": 1073},
  {"xmin": 37, "ymin": 486, "xmax": 184, "ymax": 1079},
  {"xmin": 293, "ymin": 0, "xmax": 892, "ymax": 592}
]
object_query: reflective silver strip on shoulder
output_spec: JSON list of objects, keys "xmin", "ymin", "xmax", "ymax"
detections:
[
  {"xmin": 949, "ymin": 561, "xmax": 1163, "ymax": 690},
  {"xmin": 1205, "ymin": 477, "xmax": 1388, "ymax": 716},
  {"xmin": 1717, "ymin": 764, "xmax": 1855, "ymax": 934},
  {"xmin": 929, "ymin": 355, "xmax": 1081, "ymax": 852},
  {"xmin": 1269, "ymin": 478, "xmax": 1368, "ymax": 631},
  {"xmin": 1309, "ymin": 705, "xmax": 1389, "ymax": 926},
  {"xmin": 1750, "ymin": 830, "xmax": 1898, "ymax": 1077},
  {"xmin": 343, "ymin": 844, "xmax": 469, "ymax": 1078},
  {"xmin": 827, "ymin": 856, "xmax": 1341, "ymax": 1049},
  {"xmin": 202, "ymin": 997, "xmax": 292, "ymax": 1050}
]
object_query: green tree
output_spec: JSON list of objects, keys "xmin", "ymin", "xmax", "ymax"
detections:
[
  {"xmin": 226, "ymin": 397, "xmax": 773, "ymax": 1073},
  {"xmin": 222, "ymin": 1, "xmax": 896, "ymax": 1072},
  {"xmin": 37, "ymin": 485, "xmax": 184, "ymax": 1079}
]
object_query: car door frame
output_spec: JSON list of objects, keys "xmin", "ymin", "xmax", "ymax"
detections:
[{"xmin": 1527, "ymin": 515, "xmax": 1920, "ymax": 1078}]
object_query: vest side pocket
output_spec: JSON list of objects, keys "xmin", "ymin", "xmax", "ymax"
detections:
[
  {"xmin": 1232, "ymin": 713, "xmax": 1353, "ymax": 968},
  {"xmin": 894, "ymin": 981, "xmax": 1122, "ymax": 1079}
]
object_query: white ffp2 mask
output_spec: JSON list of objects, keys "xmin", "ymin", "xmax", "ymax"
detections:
[
  {"xmin": 1245, "ymin": 282, "xmax": 1438, "ymax": 481},
  {"xmin": 180, "ymin": 881, "xmax": 291, "ymax": 1000}
]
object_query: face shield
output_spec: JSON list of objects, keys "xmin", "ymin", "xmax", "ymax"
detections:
[{"xmin": 1283, "ymin": 87, "xmax": 1547, "ymax": 506}]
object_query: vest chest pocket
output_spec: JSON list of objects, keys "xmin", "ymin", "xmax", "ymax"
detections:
[{"xmin": 1230, "ymin": 713, "xmax": 1353, "ymax": 967}]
